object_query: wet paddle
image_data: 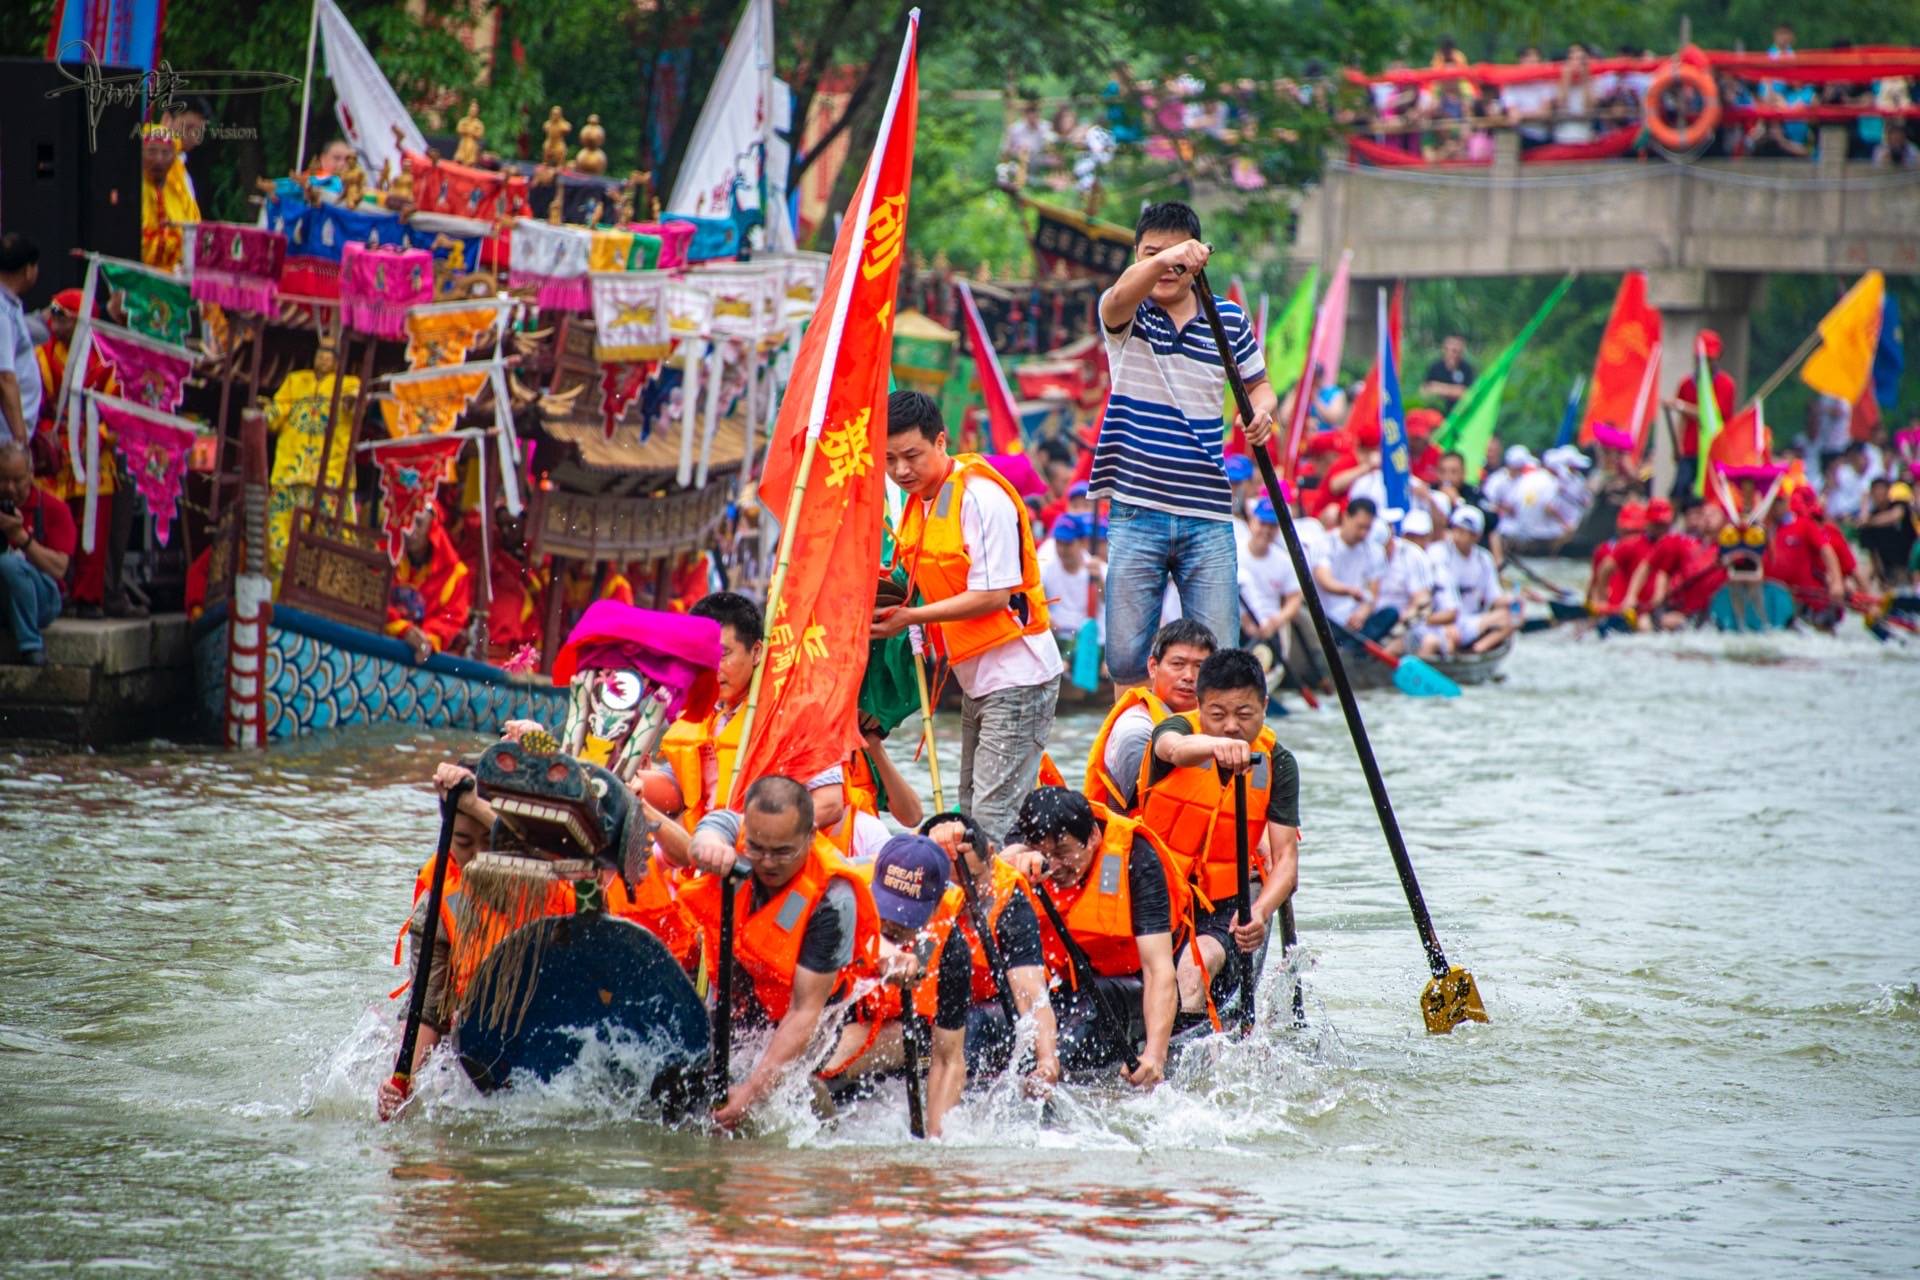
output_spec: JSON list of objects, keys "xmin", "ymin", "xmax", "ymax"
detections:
[
  {"xmin": 386, "ymin": 775, "xmax": 475, "ymax": 1117},
  {"xmin": 1231, "ymin": 771, "xmax": 1256, "ymax": 1037},
  {"xmin": 711, "ymin": 864, "xmax": 747, "ymax": 1106},
  {"xmin": 1192, "ymin": 270, "xmax": 1488, "ymax": 1035},
  {"xmin": 1032, "ymin": 881, "xmax": 1140, "ymax": 1073},
  {"xmin": 900, "ymin": 992, "xmax": 927, "ymax": 1139},
  {"xmin": 1278, "ymin": 901, "xmax": 1307, "ymax": 1028},
  {"xmin": 1332, "ymin": 617, "xmax": 1461, "ymax": 698}
]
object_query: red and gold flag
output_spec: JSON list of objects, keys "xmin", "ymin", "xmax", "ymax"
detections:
[
  {"xmin": 737, "ymin": 11, "xmax": 920, "ymax": 792},
  {"xmin": 1581, "ymin": 271, "xmax": 1661, "ymax": 456}
]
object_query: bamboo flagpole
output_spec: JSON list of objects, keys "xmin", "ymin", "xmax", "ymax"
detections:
[
  {"xmin": 911, "ymin": 639, "xmax": 945, "ymax": 812},
  {"xmin": 295, "ymin": 0, "xmax": 320, "ymax": 174}
]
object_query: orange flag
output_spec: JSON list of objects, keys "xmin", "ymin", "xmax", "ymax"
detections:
[
  {"xmin": 738, "ymin": 12, "xmax": 920, "ymax": 792},
  {"xmin": 1581, "ymin": 271, "xmax": 1661, "ymax": 454},
  {"xmin": 1707, "ymin": 402, "xmax": 1771, "ymax": 473}
]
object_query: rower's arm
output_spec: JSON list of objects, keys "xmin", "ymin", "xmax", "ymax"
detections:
[
  {"xmin": 1587, "ymin": 558, "xmax": 1615, "ymax": 610},
  {"xmin": 1135, "ymin": 933, "xmax": 1177, "ymax": 1071},
  {"xmin": 1153, "ymin": 730, "xmax": 1235, "ymax": 769},
  {"xmin": 1007, "ymin": 962, "xmax": 1059, "ymax": 1081},
  {"xmin": 925, "ymin": 1026, "xmax": 967, "ymax": 1138},
  {"xmin": 903, "ymin": 587, "xmax": 1014, "ymax": 626},
  {"xmin": 647, "ymin": 802, "xmax": 692, "ymax": 865},
  {"xmin": 863, "ymin": 741, "xmax": 924, "ymax": 828},
  {"xmin": 1252, "ymin": 823, "xmax": 1299, "ymax": 927},
  {"xmin": 736, "ymin": 964, "xmax": 836, "ymax": 1115},
  {"xmin": 1622, "ymin": 559, "xmax": 1653, "ymax": 612}
]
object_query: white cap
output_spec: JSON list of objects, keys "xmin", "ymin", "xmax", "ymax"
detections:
[
  {"xmin": 1449, "ymin": 504, "xmax": 1486, "ymax": 535},
  {"xmin": 1544, "ymin": 444, "xmax": 1592, "ymax": 472},
  {"xmin": 1504, "ymin": 445, "xmax": 1535, "ymax": 469},
  {"xmin": 1400, "ymin": 508, "xmax": 1434, "ymax": 536}
]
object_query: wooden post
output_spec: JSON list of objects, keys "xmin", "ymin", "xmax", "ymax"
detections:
[{"xmin": 651, "ymin": 554, "xmax": 672, "ymax": 609}]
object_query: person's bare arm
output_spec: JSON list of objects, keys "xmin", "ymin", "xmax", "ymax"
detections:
[
  {"xmin": 1313, "ymin": 562, "xmax": 1364, "ymax": 600},
  {"xmin": 0, "ymin": 372, "xmax": 26, "ymax": 442},
  {"xmin": 1124, "ymin": 933, "xmax": 1177, "ymax": 1088},
  {"xmin": 1236, "ymin": 823, "xmax": 1299, "ymax": 952},
  {"xmin": 713, "ymin": 963, "xmax": 837, "ymax": 1128},
  {"xmin": 924, "ymin": 1025, "xmax": 967, "ymax": 1138},
  {"xmin": 1154, "ymin": 730, "xmax": 1250, "ymax": 772},
  {"xmin": 1007, "ymin": 962, "xmax": 1059, "ymax": 1087},
  {"xmin": 1622, "ymin": 559, "xmax": 1653, "ymax": 613},
  {"xmin": 1099, "ymin": 239, "xmax": 1211, "ymax": 330},
  {"xmin": 861, "ymin": 733, "xmax": 923, "ymax": 828},
  {"xmin": 809, "ymin": 782, "xmax": 845, "ymax": 833},
  {"xmin": 872, "ymin": 588, "xmax": 1011, "ymax": 639}
]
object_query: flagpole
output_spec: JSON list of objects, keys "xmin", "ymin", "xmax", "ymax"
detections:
[
  {"xmin": 295, "ymin": 0, "xmax": 320, "ymax": 174},
  {"xmin": 1744, "ymin": 328, "xmax": 1824, "ymax": 412},
  {"xmin": 911, "ymin": 643, "xmax": 945, "ymax": 812}
]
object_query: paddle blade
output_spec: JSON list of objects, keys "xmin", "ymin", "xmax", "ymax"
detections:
[
  {"xmin": 1037, "ymin": 752, "xmax": 1066, "ymax": 789},
  {"xmin": 1421, "ymin": 965, "xmax": 1489, "ymax": 1034},
  {"xmin": 1393, "ymin": 655, "xmax": 1462, "ymax": 699}
]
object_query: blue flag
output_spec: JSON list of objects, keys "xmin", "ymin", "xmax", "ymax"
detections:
[
  {"xmin": 1553, "ymin": 374, "xmax": 1587, "ymax": 448},
  {"xmin": 1377, "ymin": 287, "xmax": 1410, "ymax": 524},
  {"xmin": 1872, "ymin": 291, "xmax": 1903, "ymax": 408}
]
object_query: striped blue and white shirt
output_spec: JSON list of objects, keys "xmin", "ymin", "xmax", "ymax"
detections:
[{"xmin": 1090, "ymin": 293, "xmax": 1265, "ymax": 521}]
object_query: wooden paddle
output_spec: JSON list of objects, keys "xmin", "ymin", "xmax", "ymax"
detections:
[
  {"xmin": 1333, "ymin": 617, "xmax": 1461, "ymax": 698},
  {"xmin": 385, "ymin": 776, "xmax": 475, "ymax": 1117},
  {"xmin": 900, "ymin": 992, "xmax": 927, "ymax": 1139},
  {"xmin": 1231, "ymin": 771, "xmax": 1256, "ymax": 1037},
  {"xmin": 711, "ymin": 864, "xmax": 746, "ymax": 1106},
  {"xmin": 1278, "ymin": 901, "xmax": 1307, "ymax": 1028},
  {"xmin": 1192, "ymin": 270, "xmax": 1487, "ymax": 1035}
]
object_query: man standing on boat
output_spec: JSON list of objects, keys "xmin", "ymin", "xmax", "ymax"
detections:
[
  {"xmin": 877, "ymin": 391, "xmax": 1062, "ymax": 846},
  {"xmin": 1091, "ymin": 202, "xmax": 1279, "ymax": 695}
]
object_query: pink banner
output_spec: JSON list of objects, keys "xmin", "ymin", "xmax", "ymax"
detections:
[
  {"xmin": 101, "ymin": 404, "xmax": 197, "ymax": 546},
  {"xmin": 192, "ymin": 222, "xmax": 287, "ymax": 314},
  {"xmin": 374, "ymin": 436, "xmax": 465, "ymax": 563},
  {"xmin": 341, "ymin": 244, "xmax": 435, "ymax": 340},
  {"xmin": 90, "ymin": 330, "xmax": 191, "ymax": 414}
]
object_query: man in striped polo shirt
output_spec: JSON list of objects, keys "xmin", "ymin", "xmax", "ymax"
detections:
[{"xmin": 1092, "ymin": 202, "xmax": 1278, "ymax": 692}]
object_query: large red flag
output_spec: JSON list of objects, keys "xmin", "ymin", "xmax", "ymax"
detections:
[
  {"xmin": 1582, "ymin": 271, "xmax": 1661, "ymax": 452},
  {"xmin": 738, "ymin": 11, "xmax": 919, "ymax": 792},
  {"xmin": 955, "ymin": 279, "xmax": 1022, "ymax": 453}
]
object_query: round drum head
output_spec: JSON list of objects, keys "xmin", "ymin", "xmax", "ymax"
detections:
[{"xmin": 453, "ymin": 912, "xmax": 710, "ymax": 1094}]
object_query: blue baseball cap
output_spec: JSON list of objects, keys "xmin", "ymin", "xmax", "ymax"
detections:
[
  {"xmin": 1249, "ymin": 496, "xmax": 1278, "ymax": 525},
  {"xmin": 871, "ymin": 835, "xmax": 950, "ymax": 929},
  {"xmin": 1050, "ymin": 514, "xmax": 1087, "ymax": 543},
  {"xmin": 1224, "ymin": 454, "xmax": 1255, "ymax": 482},
  {"xmin": 1068, "ymin": 480, "xmax": 1089, "ymax": 498}
]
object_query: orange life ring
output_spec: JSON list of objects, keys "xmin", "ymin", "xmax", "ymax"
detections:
[{"xmin": 1644, "ymin": 63, "xmax": 1721, "ymax": 150}]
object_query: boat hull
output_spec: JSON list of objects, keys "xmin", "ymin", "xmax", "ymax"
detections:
[
  {"xmin": 1708, "ymin": 582, "xmax": 1796, "ymax": 633},
  {"xmin": 192, "ymin": 601, "xmax": 566, "ymax": 743},
  {"xmin": 1343, "ymin": 632, "xmax": 1515, "ymax": 690}
]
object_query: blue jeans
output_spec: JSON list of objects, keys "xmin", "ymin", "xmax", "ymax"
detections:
[
  {"xmin": 1, "ymin": 550, "xmax": 62, "ymax": 654},
  {"xmin": 1103, "ymin": 502, "xmax": 1240, "ymax": 684},
  {"xmin": 1334, "ymin": 605, "xmax": 1401, "ymax": 647}
]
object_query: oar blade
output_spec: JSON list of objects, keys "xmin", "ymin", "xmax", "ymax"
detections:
[
  {"xmin": 1421, "ymin": 965, "xmax": 1489, "ymax": 1034},
  {"xmin": 1393, "ymin": 655, "xmax": 1462, "ymax": 699}
]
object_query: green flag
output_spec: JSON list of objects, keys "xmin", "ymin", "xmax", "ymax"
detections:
[
  {"xmin": 99, "ymin": 260, "xmax": 195, "ymax": 346},
  {"xmin": 1265, "ymin": 267, "xmax": 1319, "ymax": 392},
  {"xmin": 1435, "ymin": 274, "xmax": 1574, "ymax": 481},
  {"xmin": 1691, "ymin": 345, "xmax": 1724, "ymax": 498}
]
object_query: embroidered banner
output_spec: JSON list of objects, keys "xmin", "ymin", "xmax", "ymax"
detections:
[
  {"xmin": 341, "ymin": 243, "xmax": 435, "ymax": 340},
  {"xmin": 98, "ymin": 261, "xmax": 194, "ymax": 345},
  {"xmin": 589, "ymin": 229, "xmax": 637, "ymax": 273},
  {"xmin": 94, "ymin": 395, "xmax": 200, "ymax": 546},
  {"xmin": 405, "ymin": 305, "xmax": 502, "ymax": 370},
  {"xmin": 627, "ymin": 221, "xmax": 694, "ymax": 269},
  {"xmin": 89, "ymin": 326, "xmax": 193, "ymax": 414},
  {"xmin": 591, "ymin": 273, "xmax": 672, "ymax": 362},
  {"xmin": 380, "ymin": 365, "xmax": 490, "ymax": 437},
  {"xmin": 373, "ymin": 435, "xmax": 467, "ymax": 563},
  {"xmin": 191, "ymin": 223, "xmax": 287, "ymax": 314},
  {"xmin": 510, "ymin": 219, "xmax": 592, "ymax": 312},
  {"xmin": 599, "ymin": 362, "xmax": 658, "ymax": 439}
]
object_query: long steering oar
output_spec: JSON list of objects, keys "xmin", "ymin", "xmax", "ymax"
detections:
[
  {"xmin": 1231, "ymin": 771, "xmax": 1257, "ymax": 1037},
  {"xmin": 911, "ymin": 646, "xmax": 947, "ymax": 812},
  {"xmin": 386, "ymin": 775, "xmax": 476, "ymax": 1117},
  {"xmin": 1193, "ymin": 270, "xmax": 1487, "ymax": 1034}
]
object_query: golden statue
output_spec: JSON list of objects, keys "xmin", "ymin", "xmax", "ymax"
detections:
[
  {"xmin": 574, "ymin": 114, "xmax": 608, "ymax": 175},
  {"xmin": 454, "ymin": 101, "xmax": 485, "ymax": 167},
  {"xmin": 339, "ymin": 153, "xmax": 366, "ymax": 208},
  {"xmin": 386, "ymin": 164, "xmax": 415, "ymax": 210},
  {"xmin": 541, "ymin": 106, "xmax": 572, "ymax": 168}
]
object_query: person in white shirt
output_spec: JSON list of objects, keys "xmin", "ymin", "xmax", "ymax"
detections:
[
  {"xmin": 1040, "ymin": 514, "xmax": 1103, "ymax": 645},
  {"xmin": 877, "ymin": 392, "xmax": 1064, "ymax": 845},
  {"xmin": 1377, "ymin": 508, "xmax": 1438, "ymax": 655},
  {"xmin": 1312, "ymin": 496, "xmax": 1393, "ymax": 643},
  {"xmin": 0, "ymin": 236, "xmax": 44, "ymax": 444},
  {"xmin": 1237, "ymin": 496, "xmax": 1304, "ymax": 663},
  {"xmin": 1425, "ymin": 505, "xmax": 1515, "ymax": 654}
]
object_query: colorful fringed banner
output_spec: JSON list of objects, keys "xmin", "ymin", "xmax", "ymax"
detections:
[
  {"xmin": 591, "ymin": 273, "xmax": 672, "ymax": 362},
  {"xmin": 509, "ymin": 219, "xmax": 592, "ymax": 312},
  {"xmin": 341, "ymin": 243, "xmax": 435, "ymax": 340},
  {"xmin": 372, "ymin": 435, "xmax": 466, "ymax": 563},
  {"xmin": 405, "ymin": 304, "xmax": 504, "ymax": 370},
  {"xmin": 90, "ymin": 393, "xmax": 201, "ymax": 546},
  {"xmin": 89, "ymin": 324, "xmax": 193, "ymax": 414},
  {"xmin": 190, "ymin": 223, "xmax": 287, "ymax": 314},
  {"xmin": 97, "ymin": 260, "xmax": 195, "ymax": 345},
  {"xmin": 379, "ymin": 364, "xmax": 491, "ymax": 437}
]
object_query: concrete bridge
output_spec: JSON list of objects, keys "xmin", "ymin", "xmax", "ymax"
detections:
[{"xmin": 1279, "ymin": 127, "xmax": 1920, "ymax": 459}]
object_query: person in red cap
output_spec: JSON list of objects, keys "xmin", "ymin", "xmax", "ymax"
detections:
[
  {"xmin": 1405, "ymin": 409, "xmax": 1445, "ymax": 484},
  {"xmin": 1326, "ymin": 420, "xmax": 1381, "ymax": 510},
  {"xmin": 1587, "ymin": 500, "xmax": 1649, "ymax": 621},
  {"xmin": 1623, "ymin": 495, "xmax": 1719, "ymax": 625},
  {"xmin": 1765, "ymin": 488, "xmax": 1842, "ymax": 613},
  {"xmin": 1664, "ymin": 329, "xmax": 1737, "ymax": 499},
  {"xmin": 34, "ymin": 288, "xmax": 133, "ymax": 616},
  {"xmin": 1622, "ymin": 496, "xmax": 1676, "ymax": 616}
]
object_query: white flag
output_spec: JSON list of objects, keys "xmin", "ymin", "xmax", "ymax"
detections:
[
  {"xmin": 318, "ymin": 0, "xmax": 427, "ymax": 184},
  {"xmin": 668, "ymin": 0, "xmax": 796, "ymax": 250}
]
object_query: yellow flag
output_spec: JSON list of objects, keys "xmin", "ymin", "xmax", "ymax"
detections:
[{"xmin": 1800, "ymin": 271, "xmax": 1885, "ymax": 403}]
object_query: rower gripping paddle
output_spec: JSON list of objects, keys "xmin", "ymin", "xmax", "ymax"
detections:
[
  {"xmin": 387, "ymin": 775, "xmax": 476, "ymax": 1116},
  {"xmin": 1231, "ymin": 771, "xmax": 1256, "ymax": 1037},
  {"xmin": 1192, "ymin": 270, "xmax": 1487, "ymax": 1035},
  {"xmin": 1032, "ymin": 880, "xmax": 1140, "ymax": 1072}
]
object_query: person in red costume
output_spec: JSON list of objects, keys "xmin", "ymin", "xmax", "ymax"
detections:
[
  {"xmin": 471, "ymin": 499, "xmax": 548, "ymax": 664},
  {"xmin": 386, "ymin": 506, "xmax": 472, "ymax": 662},
  {"xmin": 1587, "ymin": 501, "xmax": 1649, "ymax": 620},
  {"xmin": 1665, "ymin": 329, "xmax": 1737, "ymax": 500},
  {"xmin": 1764, "ymin": 489, "xmax": 1842, "ymax": 605}
]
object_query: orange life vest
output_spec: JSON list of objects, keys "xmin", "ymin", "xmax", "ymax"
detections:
[
  {"xmin": 845, "ymin": 749, "xmax": 881, "ymax": 818},
  {"xmin": 957, "ymin": 857, "xmax": 1041, "ymax": 1005},
  {"xmin": 1083, "ymin": 687, "xmax": 1170, "ymax": 811},
  {"xmin": 1034, "ymin": 805, "xmax": 1189, "ymax": 982},
  {"xmin": 1136, "ymin": 711, "xmax": 1277, "ymax": 904},
  {"xmin": 605, "ymin": 857, "xmax": 703, "ymax": 972},
  {"xmin": 391, "ymin": 853, "xmax": 467, "ymax": 988},
  {"xmin": 895, "ymin": 453, "xmax": 1051, "ymax": 664},
  {"xmin": 656, "ymin": 705, "xmax": 745, "ymax": 827},
  {"xmin": 847, "ymin": 868, "xmax": 964, "ymax": 1023},
  {"xmin": 679, "ymin": 834, "xmax": 880, "ymax": 1023}
]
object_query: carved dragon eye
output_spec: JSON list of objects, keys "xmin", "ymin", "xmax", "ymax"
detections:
[
  {"xmin": 1744, "ymin": 526, "xmax": 1767, "ymax": 547},
  {"xmin": 589, "ymin": 776, "xmax": 608, "ymax": 799},
  {"xmin": 597, "ymin": 672, "xmax": 642, "ymax": 712},
  {"xmin": 1719, "ymin": 525, "xmax": 1740, "ymax": 546}
]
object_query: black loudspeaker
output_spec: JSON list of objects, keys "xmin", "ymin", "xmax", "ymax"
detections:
[{"xmin": 0, "ymin": 57, "xmax": 143, "ymax": 310}]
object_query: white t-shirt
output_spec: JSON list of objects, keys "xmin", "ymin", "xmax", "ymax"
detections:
[
  {"xmin": 843, "ymin": 810, "xmax": 894, "ymax": 863},
  {"xmin": 1101, "ymin": 702, "xmax": 1155, "ymax": 807},
  {"xmin": 1314, "ymin": 534, "xmax": 1386, "ymax": 626},
  {"xmin": 1428, "ymin": 540, "xmax": 1501, "ymax": 615},
  {"xmin": 1481, "ymin": 467, "xmax": 1526, "ymax": 519},
  {"xmin": 1237, "ymin": 540, "xmax": 1301, "ymax": 624},
  {"xmin": 1377, "ymin": 537, "xmax": 1436, "ymax": 614},
  {"xmin": 1042, "ymin": 556, "xmax": 1099, "ymax": 637},
  {"xmin": 0, "ymin": 290, "xmax": 42, "ymax": 428},
  {"xmin": 1293, "ymin": 515, "xmax": 1331, "ymax": 566},
  {"xmin": 1501, "ymin": 82, "xmax": 1555, "ymax": 139},
  {"xmin": 941, "ymin": 470, "xmax": 1065, "ymax": 699}
]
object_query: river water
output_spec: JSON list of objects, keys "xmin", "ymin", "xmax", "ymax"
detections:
[{"xmin": 3, "ymin": 622, "xmax": 1916, "ymax": 1277}]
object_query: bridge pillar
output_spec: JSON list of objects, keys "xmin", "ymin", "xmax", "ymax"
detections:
[{"xmin": 1645, "ymin": 269, "xmax": 1763, "ymax": 493}]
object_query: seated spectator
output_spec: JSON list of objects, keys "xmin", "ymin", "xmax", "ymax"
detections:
[
  {"xmin": 0, "ymin": 440, "xmax": 75, "ymax": 667},
  {"xmin": 386, "ymin": 506, "xmax": 472, "ymax": 663},
  {"xmin": 1873, "ymin": 122, "xmax": 1920, "ymax": 170},
  {"xmin": 1501, "ymin": 47, "xmax": 1556, "ymax": 150}
]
